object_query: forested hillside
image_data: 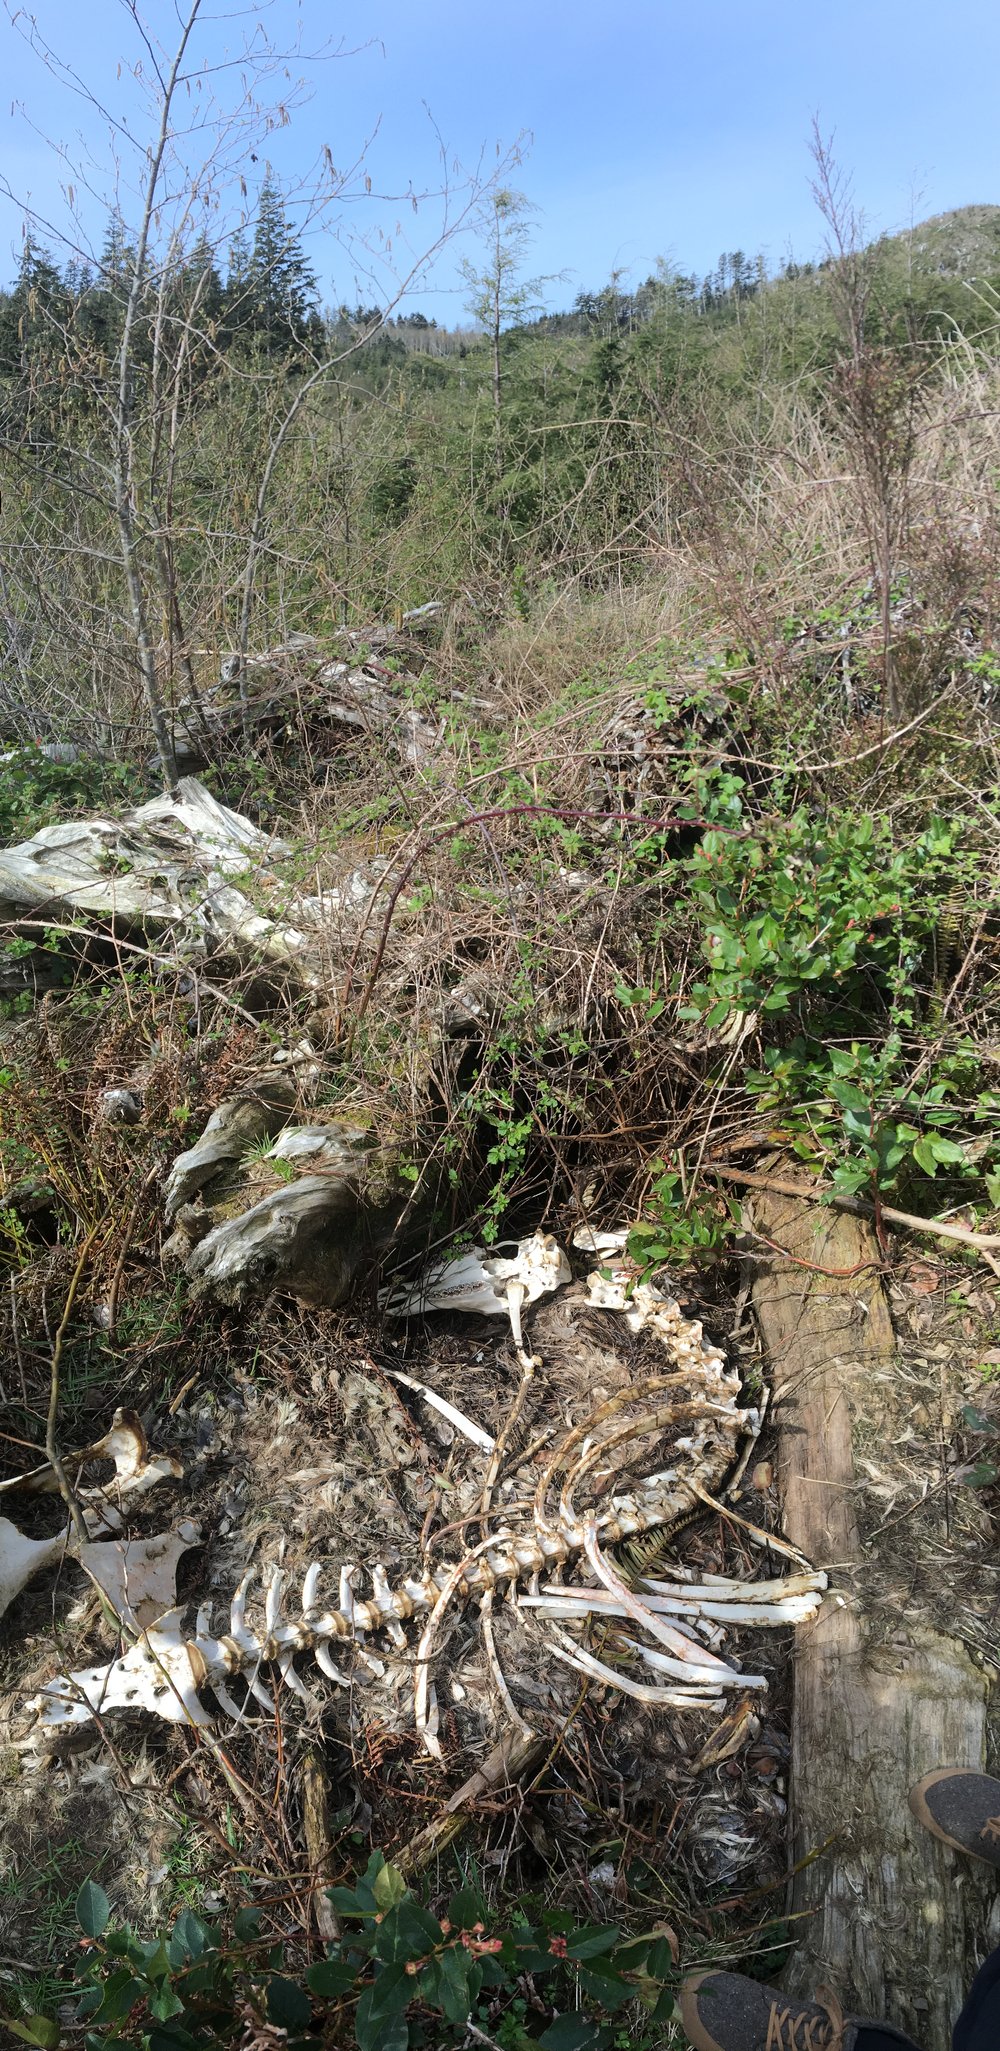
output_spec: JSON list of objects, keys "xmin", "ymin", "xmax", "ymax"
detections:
[{"xmin": 4, "ymin": 183, "xmax": 1000, "ymax": 771}]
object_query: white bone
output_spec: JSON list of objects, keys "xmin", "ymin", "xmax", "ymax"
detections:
[
  {"xmin": 338, "ymin": 1565, "xmax": 357, "ymax": 1626},
  {"xmin": 245, "ymin": 1671, "xmax": 276, "ymax": 1713},
  {"xmin": 0, "ymin": 1519, "xmax": 65, "ymax": 1621},
  {"xmin": 0, "ymin": 1409, "xmax": 182, "ymax": 1508},
  {"xmin": 571, "ymin": 1225, "xmax": 630, "ymax": 1255},
  {"xmin": 547, "ymin": 1632, "xmax": 726, "ymax": 1707},
  {"xmin": 277, "ymin": 1650, "xmax": 315, "ymax": 1704},
  {"xmin": 371, "ymin": 1565, "xmax": 407, "ymax": 1647},
  {"xmin": 381, "ymin": 1230, "xmax": 571, "ymax": 1352},
  {"xmin": 18, "ymin": 1260, "xmax": 819, "ymax": 1756},
  {"xmin": 264, "ymin": 1568, "xmax": 285, "ymax": 1635},
  {"xmin": 315, "ymin": 1640, "xmax": 352, "ymax": 1687},
  {"xmin": 212, "ymin": 1677, "xmax": 246, "ymax": 1722},
  {"xmin": 380, "ymin": 1367, "xmax": 496, "ymax": 1452},
  {"xmin": 77, "ymin": 1522, "xmax": 201, "ymax": 1632},
  {"xmin": 302, "ymin": 1561, "xmax": 323, "ymax": 1616},
  {"xmin": 580, "ymin": 1517, "xmax": 739, "ymax": 1674}
]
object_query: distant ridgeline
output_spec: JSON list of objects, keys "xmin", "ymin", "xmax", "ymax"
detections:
[{"xmin": 3, "ymin": 194, "xmax": 1000, "ymax": 658}]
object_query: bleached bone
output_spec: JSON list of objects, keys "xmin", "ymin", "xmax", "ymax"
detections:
[
  {"xmin": 1, "ymin": 1517, "xmax": 199, "ymax": 1645},
  {"xmin": 21, "ymin": 1273, "xmax": 820, "ymax": 1749},
  {"xmin": 520, "ymin": 1577, "xmax": 826, "ymax": 1628},
  {"xmin": 24, "ymin": 1455, "xmax": 754, "ymax": 1737},
  {"xmin": 380, "ymin": 1368, "xmax": 496, "ymax": 1452},
  {"xmin": 0, "ymin": 1409, "xmax": 183, "ymax": 1516},
  {"xmin": 382, "ymin": 1231, "xmax": 571, "ymax": 1361},
  {"xmin": 0, "ymin": 1520, "xmax": 66, "ymax": 1621},
  {"xmin": 571, "ymin": 1225, "xmax": 630, "ymax": 1255},
  {"xmin": 546, "ymin": 1631, "xmax": 727, "ymax": 1709},
  {"xmin": 77, "ymin": 1522, "xmax": 202, "ymax": 1633},
  {"xmin": 1, "ymin": 1415, "xmax": 188, "ymax": 1628}
]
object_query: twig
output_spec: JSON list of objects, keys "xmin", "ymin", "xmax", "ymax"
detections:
[
  {"xmin": 338, "ymin": 802, "xmax": 747, "ymax": 1040},
  {"xmin": 709, "ymin": 1162, "xmax": 1000, "ymax": 1275},
  {"xmin": 746, "ymin": 1226, "xmax": 886, "ymax": 1281},
  {"xmin": 9, "ymin": 1274, "xmax": 28, "ymax": 1413},
  {"xmin": 46, "ymin": 1227, "xmax": 98, "ymax": 1546}
]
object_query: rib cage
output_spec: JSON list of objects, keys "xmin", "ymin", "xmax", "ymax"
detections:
[{"xmin": 23, "ymin": 1274, "xmax": 822, "ymax": 1745}]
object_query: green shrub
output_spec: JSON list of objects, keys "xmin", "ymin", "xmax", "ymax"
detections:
[{"xmin": 1, "ymin": 1855, "xmax": 679, "ymax": 2051}]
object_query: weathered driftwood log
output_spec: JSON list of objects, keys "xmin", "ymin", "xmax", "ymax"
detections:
[
  {"xmin": 164, "ymin": 1104, "xmax": 413, "ymax": 1309},
  {"xmin": 180, "ymin": 1170, "xmax": 378, "ymax": 1308},
  {"xmin": 171, "ymin": 650, "xmax": 442, "ymax": 772},
  {"xmin": 0, "ymin": 777, "xmax": 318, "ymax": 978},
  {"xmin": 750, "ymin": 1184, "xmax": 997, "ymax": 2051},
  {"xmin": 162, "ymin": 1077, "xmax": 296, "ymax": 1221}
]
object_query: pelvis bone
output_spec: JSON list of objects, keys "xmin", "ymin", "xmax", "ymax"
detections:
[{"xmin": 0, "ymin": 1412, "xmax": 184, "ymax": 1623}]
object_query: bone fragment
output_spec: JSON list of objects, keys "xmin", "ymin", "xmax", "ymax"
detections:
[
  {"xmin": 0, "ymin": 1409, "xmax": 182, "ymax": 1508},
  {"xmin": 0, "ymin": 1519, "xmax": 65, "ymax": 1620},
  {"xmin": 379, "ymin": 1367, "xmax": 496, "ymax": 1451},
  {"xmin": 78, "ymin": 1521, "xmax": 202, "ymax": 1631}
]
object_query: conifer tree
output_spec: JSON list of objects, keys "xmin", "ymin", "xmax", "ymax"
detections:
[{"xmin": 246, "ymin": 179, "xmax": 320, "ymax": 353}]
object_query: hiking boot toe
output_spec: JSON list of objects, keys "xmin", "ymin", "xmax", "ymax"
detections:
[
  {"xmin": 909, "ymin": 1767, "xmax": 1000, "ymax": 1868},
  {"xmin": 679, "ymin": 1971, "xmax": 848, "ymax": 2051}
]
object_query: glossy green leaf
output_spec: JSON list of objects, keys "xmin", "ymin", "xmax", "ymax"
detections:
[
  {"xmin": 538, "ymin": 2016, "xmax": 606, "ymax": 2050},
  {"xmin": 373, "ymin": 1897, "xmax": 442, "ymax": 1964},
  {"xmin": 307, "ymin": 1958, "xmax": 358, "ymax": 1998},
  {"xmin": 372, "ymin": 1861, "xmax": 408, "ymax": 1912},
  {"xmin": 1, "ymin": 2016, "xmax": 60, "ymax": 2050},
  {"xmin": 354, "ymin": 1963, "xmax": 410, "ymax": 2051},
  {"xmin": 76, "ymin": 1881, "xmax": 111, "ymax": 1940},
  {"xmin": 266, "ymin": 1976, "xmax": 312, "ymax": 2031}
]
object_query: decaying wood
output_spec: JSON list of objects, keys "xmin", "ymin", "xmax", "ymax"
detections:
[
  {"xmin": 750, "ymin": 1182, "xmax": 997, "ymax": 2051},
  {"xmin": 298, "ymin": 1746, "xmax": 342, "ymax": 1942},
  {"xmin": 162, "ymin": 1079, "xmax": 295, "ymax": 1222},
  {"xmin": 0, "ymin": 777, "xmax": 329, "ymax": 986},
  {"xmin": 394, "ymin": 1731, "xmax": 546, "ymax": 1878}
]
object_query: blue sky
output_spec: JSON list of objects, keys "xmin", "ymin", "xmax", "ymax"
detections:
[{"xmin": 2, "ymin": 0, "xmax": 999, "ymax": 320}]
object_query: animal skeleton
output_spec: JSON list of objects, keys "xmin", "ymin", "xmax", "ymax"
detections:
[{"xmin": 21, "ymin": 1263, "xmax": 827, "ymax": 1753}]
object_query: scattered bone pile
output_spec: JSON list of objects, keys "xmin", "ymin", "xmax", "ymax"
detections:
[{"xmin": 6, "ymin": 1233, "xmax": 826, "ymax": 1759}]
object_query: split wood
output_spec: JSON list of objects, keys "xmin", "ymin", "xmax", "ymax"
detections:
[{"xmin": 299, "ymin": 1745, "xmax": 341, "ymax": 1942}]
